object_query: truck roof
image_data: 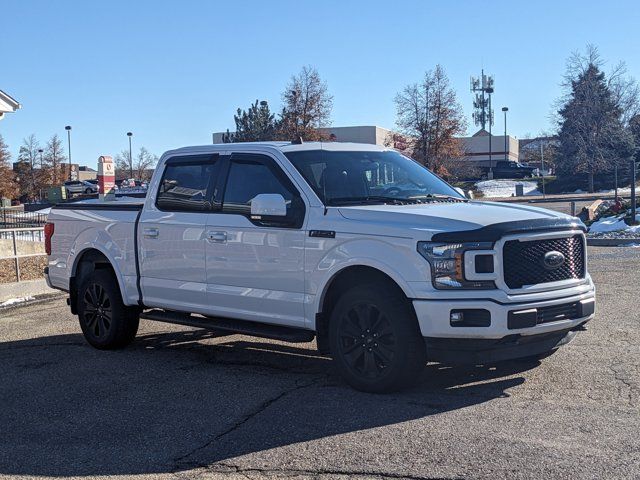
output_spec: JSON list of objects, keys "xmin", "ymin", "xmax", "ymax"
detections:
[{"xmin": 164, "ymin": 141, "xmax": 389, "ymax": 157}]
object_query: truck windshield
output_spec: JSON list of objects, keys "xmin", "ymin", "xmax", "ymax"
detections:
[{"xmin": 284, "ymin": 149, "xmax": 464, "ymax": 205}]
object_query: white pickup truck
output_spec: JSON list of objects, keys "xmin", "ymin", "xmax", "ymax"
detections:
[{"xmin": 45, "ymin": 142, "xmax": 595, "ymax": 392}]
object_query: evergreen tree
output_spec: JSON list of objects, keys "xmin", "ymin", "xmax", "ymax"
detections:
[
  {"xmin": 226, "ymin": 100, "xmax": 276, "ymax": 142},
  {"xmin": 0, "ymin": 135, "xmax": 18, "ymax": 201},
  {"xmin": 556, "ymin": 52, "xmax": 635, "ymax": 192}
]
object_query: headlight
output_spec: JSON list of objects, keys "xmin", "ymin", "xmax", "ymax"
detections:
[{"xmin": 417, "ymin": 242, "xmax": 496, "ymax": 289}]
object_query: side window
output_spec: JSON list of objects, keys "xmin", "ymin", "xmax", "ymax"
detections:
[
  {"xmin": 156, "ymin": 157, "xmax": 219, "ymax": 212},
  {"xmin": 222, "ymin": 156, "xmax": 304, "ymax": 228}
]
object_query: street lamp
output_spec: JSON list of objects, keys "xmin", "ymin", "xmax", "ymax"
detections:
[
  {"xmin": 65, "ymin": 126, "xmax": 72, "ymax": 180},
  {"xmin": 37, "ymin": 148, "xmax": 43, "ymax": 168},
  {"xmin": 127, "ymin": 132, "xmax": 133, "ymax": 179},
  {"xmin": 501, "ymin": 107, "xmax": 509, "ymax": 162},
  {"xmin": 486, "ymin": 88, "xmax": 494, "ymax": 177}
]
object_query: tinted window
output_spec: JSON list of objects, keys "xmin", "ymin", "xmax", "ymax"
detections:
[
  {"xmin": 222, "ymin": 156, "xmax": 303, "ymax": 227},
  {"xmin": 284, "ymin": 150, "xmax": 462, "ymax": 205},
  {"xmin": 156, "ymin": 159, "xmax": 219, "ymax": 211}
]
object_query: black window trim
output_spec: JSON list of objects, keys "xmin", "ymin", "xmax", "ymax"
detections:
[
  {"xmin": 217, "ymin": 152, "xmax": 306, "ymax": 229},
  {"xmin": 155, "ymin": 153, "xmax": 222, "ymax": 213}
]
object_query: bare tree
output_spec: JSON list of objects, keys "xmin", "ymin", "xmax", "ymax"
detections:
[
  {"xmin": 115, "ymin": 149, "xmax": 133, "ymax": 180},
  {"xmin": 16, "ymin": 134, "xmax": 41, "ymax": 200},
  {"xmin": 133, "ymin": 147, "xmax": 157, "ymax": 181},
  {"xmin": 277, "ymin": 66, "xmax": 333, "ymax": 141},
  {"xmin": 0, "ymin": 135, "xmax": 18, "ymax": 201},
  {"xmin": 395, "ymin": 65, "xmax": 466, "ymax": 176},
  {"xmin": 42, "ymin": 134, "xmax": 67, "ymax": 186}
]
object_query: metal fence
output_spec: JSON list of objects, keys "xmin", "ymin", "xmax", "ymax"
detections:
[
  {"xmin": 0, "ymin": 227, "xmax": 46, "ymax": 284},
  {"xmin": 0, "ymin": 209, "xmax": 48, "ymax": 229}
]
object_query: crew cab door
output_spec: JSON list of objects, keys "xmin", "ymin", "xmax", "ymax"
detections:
[
  {"xmin": 138, "ymin": 154, "xmax": 221, "ymax": 313},
  {"xmin": 204, "ymin": 152, "xmax": 307, "ymax": 328}
]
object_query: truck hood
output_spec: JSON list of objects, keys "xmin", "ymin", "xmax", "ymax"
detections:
[{"xmin": 337, "ymin": 201, "xmax": 584, "ymax": 241}]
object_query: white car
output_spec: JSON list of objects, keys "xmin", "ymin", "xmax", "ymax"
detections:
[
  {"xmin": 64, "ymin": 180, "xmax": 98, "ymax": 195},
  {"xmin": 44, "ymin": 142, "xmax": 595, "ymax": 392}
]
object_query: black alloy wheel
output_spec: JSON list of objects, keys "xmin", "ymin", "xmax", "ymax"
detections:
[
  {"xmin": 336, "ymin": 303, "xmax": 396, "ymax": 381},
  {"xmin": 82, "ymin": 283, "xmax": 112, "ymax": 339}
]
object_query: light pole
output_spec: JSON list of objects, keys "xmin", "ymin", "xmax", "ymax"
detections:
[
  {"xmin": 502, "ymin": 107, "xmax": 508, "ymax": 162},
  {"xmin": 127, "ymin": 132, "xmax": 133, "ymax": 179},
  {"xmin": 487, "ymin": 88, "xmax": 494, "ymax": 177},
  {"xmin": 65, "ymin": 126, "xmax": 72, "ymax": 180},
  {"xmin": 37, "ymin": 149, "xmax": 44, "ymax": 200}
]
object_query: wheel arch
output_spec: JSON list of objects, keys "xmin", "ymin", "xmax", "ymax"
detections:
[
  {"xmin": 69, "ymin": 248, "xmax": 124, "ymax": 314},
  {"xmin": 314, "ymin": 264, "xmax": 413, "ymax": 354}
]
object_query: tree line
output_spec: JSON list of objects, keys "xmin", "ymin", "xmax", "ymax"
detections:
[
  {"xmin": 223, "ymin": 48, "xmax": 640, "ymax": 191},
  {"xmin": 0, "ymin": 133, "xmax": 158, "ymax": 202}
]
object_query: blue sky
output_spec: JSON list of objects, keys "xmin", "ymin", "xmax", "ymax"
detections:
[{"xmin": 1, "ymin": 0, "xmax": 639, "ymax": 168}]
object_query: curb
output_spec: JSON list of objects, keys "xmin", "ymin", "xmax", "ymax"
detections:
[
  {"xmin": 0, "ymin": 291, "xmax": 66, "ymax": 312},
  {"xmin": 586, "ymin": 238, "xmax": 640, "ymax": 247}
]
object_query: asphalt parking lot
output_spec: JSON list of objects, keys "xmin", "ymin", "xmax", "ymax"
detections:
[{"xmin": 0, "ymin": 246, "xmax": 638, "ymax": 480}]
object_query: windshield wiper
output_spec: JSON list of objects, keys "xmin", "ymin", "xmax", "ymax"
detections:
[
  {"xmin": 408, "ymin": 193, "xmax": 467, "ymax": 202},
  {"xmin": 326, "ymin": 195, "xmax": 416, "ymax": 206}
]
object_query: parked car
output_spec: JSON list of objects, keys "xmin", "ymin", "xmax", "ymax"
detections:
[
  {"xmin": 64, "ymin": 180, "xmax": 98, "ymax": 195},
  {"xmin": 45, "ymin": 142, "xmax": 595, "ymax": 392},
  {"xmin": 480, "ymin": 161, "xmax": 537, "ymax": 179}
]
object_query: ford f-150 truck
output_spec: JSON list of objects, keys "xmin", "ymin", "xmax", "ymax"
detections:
[{"xmin": 45, "ymin": 142, "xmax": 595, "ymax": 392}]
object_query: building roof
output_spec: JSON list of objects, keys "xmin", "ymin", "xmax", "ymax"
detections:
[{"xmin": 0, "ymin": 89, "xmax": 21, "ymax": 113}]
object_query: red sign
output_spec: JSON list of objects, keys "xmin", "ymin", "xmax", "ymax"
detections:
[{"xmin": 97, "ymin": 155, "xmax": 115, "ymax": 199}]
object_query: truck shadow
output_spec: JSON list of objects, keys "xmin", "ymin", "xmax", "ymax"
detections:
[{"xmin": 0, "ymin": 329, "xmax": 534, "ymax": 476}]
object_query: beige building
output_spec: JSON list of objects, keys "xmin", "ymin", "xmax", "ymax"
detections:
[
  {"xmin": 460, "ymin": 129, "xmax": 519, "ymax": 165},
  {"xmin": 212, "ymin": 125, "xmax": 404, "ymax": 148}
]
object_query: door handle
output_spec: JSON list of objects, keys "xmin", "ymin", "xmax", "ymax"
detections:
[
  {"xmin": 207, "ymin": 231, "xmax": 227, "ymax": 243},
  {"xmin": 143, "ymin": 227, "xmax": 159, "ymax": 238}
]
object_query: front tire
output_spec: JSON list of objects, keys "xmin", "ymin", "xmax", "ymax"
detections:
[
  {"xmin": 77, "ymin": 269, "xmax": 139, "ymax": 349},
  {"xmin": 329, "ymin": 283, "xmax": 426, "ymax": 393}
]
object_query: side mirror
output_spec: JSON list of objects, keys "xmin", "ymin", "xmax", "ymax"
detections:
[
  {"xmin": 466, "ymin": 190, "xmax": 475, "ymax": 200},
  {"xmin": 250, "ymin": 193, "xmax": 287, "ymax": 217}
]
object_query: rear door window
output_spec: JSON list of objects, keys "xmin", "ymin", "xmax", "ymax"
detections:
[{"xmin": 156, "ymin": 155, "xmax": 220, "ymax": 212}]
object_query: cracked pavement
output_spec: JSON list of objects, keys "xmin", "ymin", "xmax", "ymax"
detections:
[{"xmin": 0, "ymin": 246, "xmax": 639, "ymax": 479}]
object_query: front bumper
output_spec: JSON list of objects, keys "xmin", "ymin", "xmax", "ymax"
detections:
[
  {"xmin": 412, "ymin": 281, "xmax": 595, "ymax": 364},
  {"xmin": 413, "ymin": 284, "xmax": 595, "ymax": 340},
  {"xmin": 425, "ymin": 326, "xmax": 581, "ymax": 365}
]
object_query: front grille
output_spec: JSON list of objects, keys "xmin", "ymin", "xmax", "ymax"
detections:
[
  {"xmin": 503, "ymin": 234, "xmax": 585, "ymax": 289},
  {"xmin": 536, "ymin": 302, "xmax": 580, "ymax": 324}
]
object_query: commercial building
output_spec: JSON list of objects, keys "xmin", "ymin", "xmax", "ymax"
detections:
[{"xmin": 212, "ymin": 125, "xmax": 523, "ymax": 166}]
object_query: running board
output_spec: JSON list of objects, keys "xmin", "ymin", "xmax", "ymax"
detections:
[{"xmin": 139, "ymin": 309, "xmax": 315, "ymax": 343}]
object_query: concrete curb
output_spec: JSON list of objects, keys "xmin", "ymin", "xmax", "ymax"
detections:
[
  {"xmin": 586, "ymin": 238, "xmax": 640, "ymax": 247},
  {"xmin": 0, "ymin": 291, "xmax": 66, "ymax": 312}
]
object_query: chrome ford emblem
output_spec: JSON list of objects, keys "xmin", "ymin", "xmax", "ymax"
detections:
[{"xmin": 543, "ymin": 251, "xmax": 565, "ymax": 270}]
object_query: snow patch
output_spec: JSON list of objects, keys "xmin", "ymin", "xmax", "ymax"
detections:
[
  {"xmin": 475, "ymin": 180, "xmax": 541, "ymax": 198},
  {"xmin": 589, "ymin": 214, "xmax": 640, "ymax": 233},
  {"xmin": 0, "ymin": 296, "xmax": 35, "ymax": 308}
]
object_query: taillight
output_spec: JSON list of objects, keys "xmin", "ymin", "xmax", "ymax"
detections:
[{"xmin": 44, "ymin": 222, "xmax": 54, "ymax": 255}]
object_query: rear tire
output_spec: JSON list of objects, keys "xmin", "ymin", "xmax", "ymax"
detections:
[
  {"xmin": 329, "ymin": 283, "xmax": 426, "ymax": 393},
  {"xmin": 77, "ymin": 269, "xmax": 139, "ymax": 349},
  {"xmin": 84, "ymin": 188, "xmax": 92, "ymax": 194}
]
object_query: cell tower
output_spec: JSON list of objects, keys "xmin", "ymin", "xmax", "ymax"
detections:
[{"xmin": 470, "ymin": 70, "xmax": 495, "ymax": 131}]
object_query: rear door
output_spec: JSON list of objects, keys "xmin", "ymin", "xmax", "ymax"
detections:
[
  {"xmin": 138, "ymin": 154, "xmax": 221, "ymax": 314},
  {"xmin": 204, "ymin": 153, "xmax": 307, "ymax": 327}
]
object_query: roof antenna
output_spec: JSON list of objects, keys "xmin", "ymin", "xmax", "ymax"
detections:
[{"xmin": 291, "ymin": 136, "xmax": 304, "ymax": 145}]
